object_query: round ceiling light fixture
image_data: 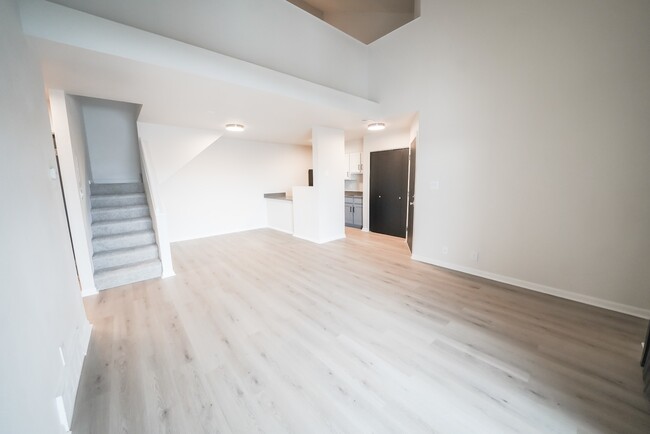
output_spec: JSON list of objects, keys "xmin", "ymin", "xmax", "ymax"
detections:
[
  {"xmin": 367, "ymin": 122, "xmax": 386, "ymax": 131},
  {"xmin": 225, "ymin": 123, "xmax": 245, "ymax": 132}
]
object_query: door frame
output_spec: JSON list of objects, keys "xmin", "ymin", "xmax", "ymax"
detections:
[
  {"xmin": 407, "ymin": 138, "xmax": 416, "ymax": 251},
  {"xmin": 369, "ymin": 148, "xmax": 409, "ymax": 238}
]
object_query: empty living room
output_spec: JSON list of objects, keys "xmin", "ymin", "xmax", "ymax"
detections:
[{"xmin": 1, "ymin": 0, "xmax": 649, "ymax": 433}]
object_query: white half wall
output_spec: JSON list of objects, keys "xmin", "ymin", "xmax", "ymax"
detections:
[
  {"xmin": 369, "ymin": 0, "xmax": 650, "ymax": 315},
  {"xmin": 266, "ymin": 199, "xmax": 294, "ymax": 235},
  {"xmin": 63, "ymin": 94, "xmax": 94, "ymax": 267},
  {"xmin": 43, "ymin": 0, "xmax": 369, "ymax": 98},
  {"xmin": 49, "ymin": 90, "xmax": 97, "ymax": 296},
  {"xmin": 160, "ymin": 137, "xmax": 312, "ymax": 242},
  {"xmin": 0, "ymin": 0, "xmax": 91, "ymax": 432},
  {"xmin": 79, "ymin": 97, "xmax": 142, "ymax": 183},
  {"xmin": 292, "ymin": 186, "xmax": 319, "ymax": 242},
  {"xmin": 20, "ymin": 0, "xmax": 379, "ymax": 116}
]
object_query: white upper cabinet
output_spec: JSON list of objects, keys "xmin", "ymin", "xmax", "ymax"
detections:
[{"xmin": 346, "ymin": 152, "xmax": 362, "ymax": 178}]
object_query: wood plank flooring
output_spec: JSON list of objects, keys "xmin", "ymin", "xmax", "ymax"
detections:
[{"xmin": 73, "ymin": 228, "xmax": 650, "ymax": 433}]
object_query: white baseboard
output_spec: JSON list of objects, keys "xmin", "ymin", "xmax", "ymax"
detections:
[
  {"xmin": 81, "ymin": 322, "xmax": 92, "ymax": 356},
  {"xmin": 411, "ymin": 254, "xmax": 650, "ymax": 319},
  {"xmin": 170, "ymin": 225, "xmax": 265, "ymax": 243},
  {"xmin": 317, "ymin": 233, "xmax": 346, "ymax": 244},
  {"xmin": 61, "ymin": 321, "xmax": 93, "ymax": 430},
  {"xmin": 292, "ymin": 234, "xmax": 320, "ymax": 243},
  {"xmin": 81, "ymin": 286, "xmax": 98, "ymax": 297},
  {"xmin": 293, "ymin": 233, "xmax": 345, "ymax": 244},
  {"xmin": 268, "ymin": 226, "xmax": 294, "ymax": 235},
  {"xmin": 161, "ymin": 270, "xmax": 176, "ymax": 279}
]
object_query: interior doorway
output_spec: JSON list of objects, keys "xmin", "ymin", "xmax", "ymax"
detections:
[
  {"xmin": 369, "ymin": 148, "xmax": 409, "ymax": 238},
  {"xmin": 407, "ymin": 138, "xmax": 416, "ymax": 251}
]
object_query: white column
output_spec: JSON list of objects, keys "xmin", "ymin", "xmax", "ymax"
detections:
[{"xmin": 293, "ymin": 126, "xmax": 346, "ymax": 243}]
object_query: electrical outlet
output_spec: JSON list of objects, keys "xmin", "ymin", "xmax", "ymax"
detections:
[
  {"xmin": 442, "ymin": 246, "xmax": 448, "ymax": 255},
  {"xmin": 470, "ymin": 251, "xmax": 479, "ymax": 262}
]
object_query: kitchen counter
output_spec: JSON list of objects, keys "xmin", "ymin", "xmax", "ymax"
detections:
[{"xmin": 264, "ymin": 192, "xmax": 293, "ymax": 202}]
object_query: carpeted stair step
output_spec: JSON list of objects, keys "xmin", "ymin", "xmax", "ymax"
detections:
[
  {"xmin": 93, "ymin": 244, "xmax": 159, "ymax": 271},
  {"xmin": 93, "ymin": 259, "xmax": 162, "ymax": 290},
  {"xmin": 92, "ymin": 216, "xmax": 153, "ymax": 237},
  {"xmin": 91, "ymin": 193, "xmax": 147, "ymax": 208},
  {"xmin": 91, "ymin": 204, "xmax": 150, "ymax": 222},
  {"xmin": 92, "ymin": 230, "xmax": 156, "ymax": 253},
  {"xmin": 90, "ymin": 182, "xmax": 144, "ymax": 195}
]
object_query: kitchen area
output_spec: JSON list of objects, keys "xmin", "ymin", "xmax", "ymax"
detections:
[
  {"xmin": 264, "ymin": 134, "xmax": 365, "ymax": 242},
  {"xmin": 264, "ymin": 148, "xmax": 364, "ymax": 234},
  {"xmin": 344, "ymin": 149, "xmax": 363, "ymax": 229}
]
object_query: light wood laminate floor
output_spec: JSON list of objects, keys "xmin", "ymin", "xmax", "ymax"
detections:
[{"xmin": 73, "ymin": 228, "xmax": 650, "ymax": 433}]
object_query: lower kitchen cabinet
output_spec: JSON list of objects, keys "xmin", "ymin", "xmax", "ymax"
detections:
[{"xmin": 345, "ymin": 196, "xmax": 363, "ymax": 229}]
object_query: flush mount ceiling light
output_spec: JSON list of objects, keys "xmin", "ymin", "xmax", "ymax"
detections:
[
  {"xmin": 225, "ymin": 123, "xmax": 245, "ymax": 132},
  {"xmin": 367, "ymin": 122, "xmax": 386, "ymax": 131}
]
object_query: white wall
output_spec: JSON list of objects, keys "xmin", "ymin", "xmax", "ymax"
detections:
[
  {"xmin": 266, "ymin": 199, "xmax": 294, "ymax": 234},
  {"xmin": 344, "ymin": 138, "xmax": 363, "ymax": 192},
  {"xmin": 64, "ymin": 94, "xmax": 94, "ymax": 263},
  {"xmin": 160, "ymin": 137, "xmax": 312, "ymax": 242},
  {"xmin": 345, "ymin": 138, "xmax": 363, "ymax": 154},
  {"xmin": 0, "ymin": 1, "xmax": 90, "ymax": 432},
  {"xmin": 137, "ymin": 122, "xmax": 222, "ymax": 183},
  {"xmin": 49, "ymin": 90, "xmax": 97, "ymax": 296},
  {"xmin": 369, "ymin": 0, "xmax": 650, "ymax": 316},
  {"xmin": 292, "ymin": 186, "xmax": 319, "ymax": 242},
  {"xmin": 362, "ymin": 128, "xmax": 411, "ymax": 232},
  {"xmin": 80, "ymin": 97, "xmax": 142, "ymax": 183},
  {"xmin": 311, "ymin": 126, "xmax": 346, "ymax": 243},
  {"xmin": 47, "ymin": 0, "xmax": 369, "ymax": 98}
]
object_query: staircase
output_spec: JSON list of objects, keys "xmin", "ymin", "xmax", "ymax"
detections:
[{"xmin": 90, "ymin": 183, "xmax": 162, "ymax": 290}]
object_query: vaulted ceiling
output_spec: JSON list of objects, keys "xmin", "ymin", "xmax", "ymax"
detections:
[
  {"xmin": 24, "ymin": 1, "xmax": 415, "ymax": 145},
  {"xmin": 287, "ymin": 0, "xmax": 417, "ymax": 43}
]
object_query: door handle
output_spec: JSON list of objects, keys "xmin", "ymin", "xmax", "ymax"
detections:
[
  {"xmin": 398, "ymin": 196, "xmax": 401, "ymax": 199},
  {"xmin": 409, "ymin": 202, "xmax": 414, "ymax": 205},
  {"xmin": 378, "ymin": 195, "xmax": 381, "ymax": 198}
]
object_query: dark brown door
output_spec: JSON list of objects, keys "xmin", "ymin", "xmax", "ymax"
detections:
[
  {"xmin": 369, "ymin": 148, "xmax": 409, "ymax": 238},
  {"xmin": 407, "ymin": 139, "xmax": 416, "ymax": 251}
]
